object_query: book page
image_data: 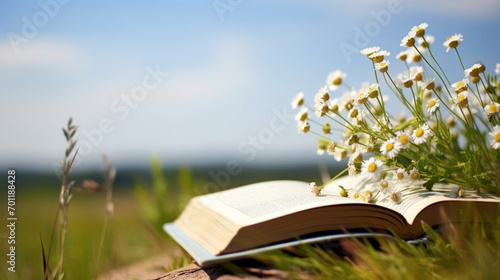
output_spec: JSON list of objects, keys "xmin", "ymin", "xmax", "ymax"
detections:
[
  {"xmin": 198, "ymin": 176, "xmax": 368, "ymax": 226},
  {"xmin": 376, "ymin": 184, "xmax": 499, "ymax": 225}
]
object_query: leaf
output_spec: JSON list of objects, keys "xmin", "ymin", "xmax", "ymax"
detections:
[
  {"xmin": 423, "ymin": 178, "xmax": 436, "ymax": 191},
  {"xmin": 62, "ymin": 128, "xmax": 69, "ymax": 141},
  {"xmin": 40, "ymin": 233, "xmax": 48, "ymax": 280}
]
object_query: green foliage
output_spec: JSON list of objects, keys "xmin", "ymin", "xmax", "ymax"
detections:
[
  {"xmin": 261, "ymin": 208, "xmax": 500, "ymax": 280},
  {"xmin": 134, "ymin": 156, "xmax": 202, "ymax": 232}
]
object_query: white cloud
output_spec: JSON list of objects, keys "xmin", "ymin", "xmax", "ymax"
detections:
[{"xmin": 0, "ymin": 38, "xmax": 82, "ymax": 67}]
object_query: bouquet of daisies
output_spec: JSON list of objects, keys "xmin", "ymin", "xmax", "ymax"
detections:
[{"xmin": 292, "ymin": 23, "xmax": 500, "ymax": 203}]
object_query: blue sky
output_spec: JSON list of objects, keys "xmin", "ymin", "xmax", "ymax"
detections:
[{"xmin": 1, "ymin": 0, "xmax": 500, "ymax": 172}]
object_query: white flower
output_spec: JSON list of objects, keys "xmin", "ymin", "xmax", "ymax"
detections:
[
  {"xmin": 327, "ymin": 141, "xmax": 336, "ymax": 155},
  {"xmin": 396, "ymin": 130, "xmax": 412, "ymax": 149},
  {"xmin": 326, "ymin": 70, "xmax": 347, "ymax": 91},
  {"xmin": 297, "ymin": 121, "xmax": 310, "ymax": 134},
  {"xmin": 310, "ymin": 182, "xmax": 321, "ymax": 196},
  {"xmin": 406, "ymin": 48, "xmax": 422, "ymax": 63},
  {"xmin": 314, "ymin": 101, "xmax": 329, "ymax": 117},
  {"xmin": 378, "ymin": 180, "xmax": 393, "ymax": 194},
  {"xmin": 427, "ymin": 98, "xmax": 440, "ymax": 114},
  {"xmin": 397, "ymin": 72, "xmax": 413, "ymax": 88},
  {"xmin": 360, "ymin": 46, "xmax": 380, "ymax": 57},
  {"xmin": 361, "ymin": 157, "xmax": 384, "ymax": 180},
  {"xmin": 410, "ymin": 167, "xmax": 420, "ymax": 180},
  {"xmin": 376, "ymin": 60, "xmax": 390, "ymax": 73},
  {"xmin": 328, "ymin": 98, "xmax": 340, "ymax": 113},
  {"xmin": 443, "ymin": 33, "xmax": 463, "ymax": 52},
  {"xmin": 291, "ymin": 92, "xmax": 304, "ymax": 109},
  {"xmin": 464, "ymin": 63, "xmax": 483, "ymax": 77},
  {"xmin": 369, "ymin": 50, "xmax": 390, "ymax": 63},
  {"xmin": 496, "ymin": 63, "xmax": 500, "ymax": 75},
  {"xmin": 400, "ymin": 29, "xmax": 416, "ymax": 47},
  {"xmin": 314, "ymin": 86, "xmax": 330, "ymax": 103},
  {"xmin": 418, "ymin": 35, "xmax": 434, "ymax": 49},
  {"xmin": 317, "ymin": 142, "xmax": 326, "ymax": 155},
  {"xmin": 380, "ymin": 138, "xmax": 402, "ymax": 159},
  {"xmin": 484, "ymin": 102, "xmax": 500, "ymax": 117},
  {"xmin": 412, "ymin": 124, "xmax": 431, "ymax": 144},
  {"xmin": 410, "ymin": 66, "xmax": 424, "ymax": 81},
  {"xmin": 411, "ymin": 22, "xmax": 428, "ymax": 37},
  {"xmin": 295, "ymin": 107, "xmax": 308, "ymax": 122},
  {"xmin": 421, "ymin": 78, "xmax": 435, "ymax": 90},
  {"xmin": 454, "ymin": 91, "xmax": 469, "ymax": 107},
  {"xmin": 489, "ymin": 125, "xmax": 500, "ymax": 149},
  {"xmin": 396, "ymin": 50, "xmax": 408, "ymax": 61},
  {"xmin": 451, "ymin": 78, "xmax": 468, "ymax": 93},
  {"xmin": 396, "ymin": 168, "xmax": 407, "ymax": 181},
  {"xmin": 390, "ymin": 191, "xmax": 403, "ymax": 203},
  {"xmin": 334, "ymin": 148, "xmax": 347, "ymax": 162}
]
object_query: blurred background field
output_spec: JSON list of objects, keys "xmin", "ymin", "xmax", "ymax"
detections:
[{"xmin": 0, "ymin": 161, "xmax": 344, "ymax": 279}]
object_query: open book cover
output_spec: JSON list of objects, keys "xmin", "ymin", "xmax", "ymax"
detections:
[{"xmin": 163, "ymin": 175, "xmax": 500, "ymax": 266}]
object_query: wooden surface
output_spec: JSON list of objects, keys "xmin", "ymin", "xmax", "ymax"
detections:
[{"xmin": 98, "ymin": 254, "xmax": 288, "ymax": 280}]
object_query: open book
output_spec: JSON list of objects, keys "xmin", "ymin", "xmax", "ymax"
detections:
[{"xmin": 164, "ymin": 175, "xmax": 500, "ymax": 266}]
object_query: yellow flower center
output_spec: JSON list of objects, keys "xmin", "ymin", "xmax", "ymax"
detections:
[
  {"xmin": 398, "ymin": 134, "xmax": 409, "ymax": 145},
  {"xmin": 456, "ymin": 81, "xmax": 465, "ymax": 88},
  {"xmin": 386, "ymin": 142, "xmax": 394, "ymax": 151},
  {"xmin": 428, "ymin": 100, "xmax": 436, "ymax": 108},
  {"xmin": 391, "ymin": 193, "xmax": 400, "ymax": 203},
  {"xmin": 489, "ymin": 103, "xmax": 498, "ymax": 113},
  {"xmin": 397, "ymin": 172, "xmax": 404, "ymax": 180},
  {"xmin": 353, "ymin": 192, "xmax": 359, "ymax": 199},
  {"xmin": 367, "ymin": 162, "xmax": 377, "ymax": 173},
  {"xmin": 333, "ymin": 77, "xmax": 342, "ymax": 86},
  {"xmin": 363, "ymin": 190, "xmax": 373, "ymax": 200},
  {"xmin": 495, "ymin": 132, "xmax": 500, "ymax": 143},
  {"xmin": 415, "ymin": 128, "xmax": 424, "ymax": 138}
]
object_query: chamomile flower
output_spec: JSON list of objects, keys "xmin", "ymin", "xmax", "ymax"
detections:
[
  {"xmin": 378, "ymin": 180, "xmax": 393, "ymax": 194},
  {"xmin": 360, "ymin": 189, "xmax": 374, "ymax": 202},
  {"xmin": 397, "ymin": 72, "xmax": 413, "ymax": 88},
  {"xmin": 380, "ymin": 138, "xmax": 402, "ymax": 159},
  {"xmin": 376, "ymin": 60, "xmax": 390, "ymax": 73},
  {"xmin": 297, "ymin": 121, "xmax": 310, "ymax": 134},
  {"xmin": 327, "ymin": 141, "xmax": 336, "ymax": 155},
  {"xmin": 451, "ymin": 78, "xmax": 468, "ymax": 93},
  {"xmin": 367, "ymin": 83, "xmax": 379, "ymax": 99},
  {"xmin": 400, "ymin": 30, "xmax": 416, "ymax": 47},
  {"xmin": 314, "ymin": 86, "xmax": 330, "ymax": 103},
  {"xmin": 348, "ymin": 107, "xmax": 359, "ymax": 119},
  {"xmin": 484, "ymin": 102, "xmax": 500, "ymax": 117},
  {"xmin": 322, "ymin": 122, "xmax": 331, "ymax": 134},
  {"xmin": 406, "ymin": 48, "xmax": 422, "ymax": 63},
  {"xmin": 496, "ymin": 63, "xmax": 500, "ymax": 75},
  {"xmin": 291, "ymin": 92, "xmax": 304, "ymax": 109},
  {"xmin": 418, "ymin": 35, "xmax": 434, "ymax": 49},
  {"xmin": 443, "ymin": 33, "xmax": 463, "ymax": 52},
  {"xmin": 412, "ymin": 22, "xmax": 428, "ymax": 37},
  {"xmin": 310, "ymin": 182, "xmax": 321, "ymax": 196},
  {"xmin": 326, "ymin": 70, "xmax": 347, "ymax": 91},
  {"xmin": 328, "ymin": 98, "xmax": 340, "ymax": 114},
  {"xmin": 314, "ymin": 101, "xmax": 329, "ymax": 117},
  {"xmin": 396, "ymin": 50, "xmax": 408, "ymax": 61},
  {"xmin": 355, "ymin": 89, "xmax": 370, "ymax": 105},
  {"xmin": 464, "ymin": 63, "xmax": 483, "ymax": 77},
  {"xmin": 350, "ymin": 150, "xmax": 363, "ymax": 164},
  {"xmin": 421, "ymin": 78, "xmax": 435, "ymax": 90},
  {"xmin": 396, "ymin": 168, "xmax": 407, "ymax": 181},
  {"xmin": 396, "ymin": 130, "xmax": 412, "ymax": 149},
  {"xmin": 410, "ymin": 167, "xmax": 420, "ymax": 180},
  {"xmin": 412, "ymin": 124, "xmax": 431, "ymax": 144},
  {"xmin": 361, "ymin": 157, "xmax": 384, "ymax": 180},
  {"xmin": 348, "ymin": 161, "xmax": 357, "ymax": 176},
  {"xmin": 334, "ymin": 148, "xmax": 347, "ymax": 162},
  {"xmin": 360, "ymin": 46, "xmax": 380, "ymax": 57},
  {"xmin": 369, "ymin": 50, "xmax": 390, "ymax": 63},
  {"xmin": 454, "ymin": 91, "xmax": 469, "ymax": 107},
  {"xmin": 348, "ymin": 188, "xmax": 361, "ymax": 199},
  {"xmin": 489, "ymin": 125, "xmax": 500, "ymax": 149},
  {"xmin": 317, "ymin": 142, "xmax": 327, "ymax": 155},
  {"xmin": 295, "ymin": 107, "xmax": 308, "ymax": 122},
  {"xmin": 410, "ymin": 66, "xmax": 424, "ymax": 81},
  {"xmin": 427, "ymin": 98, "xmax": 440, "ymax": 114},
  {"xmin": 390, "ymin": 191, "xmax": 403, "ymax": 203}
]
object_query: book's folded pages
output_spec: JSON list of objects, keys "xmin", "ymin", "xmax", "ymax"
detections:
[{"xmin": 164, "ymin": 175, "xmax": 500, "ymax": 266}]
